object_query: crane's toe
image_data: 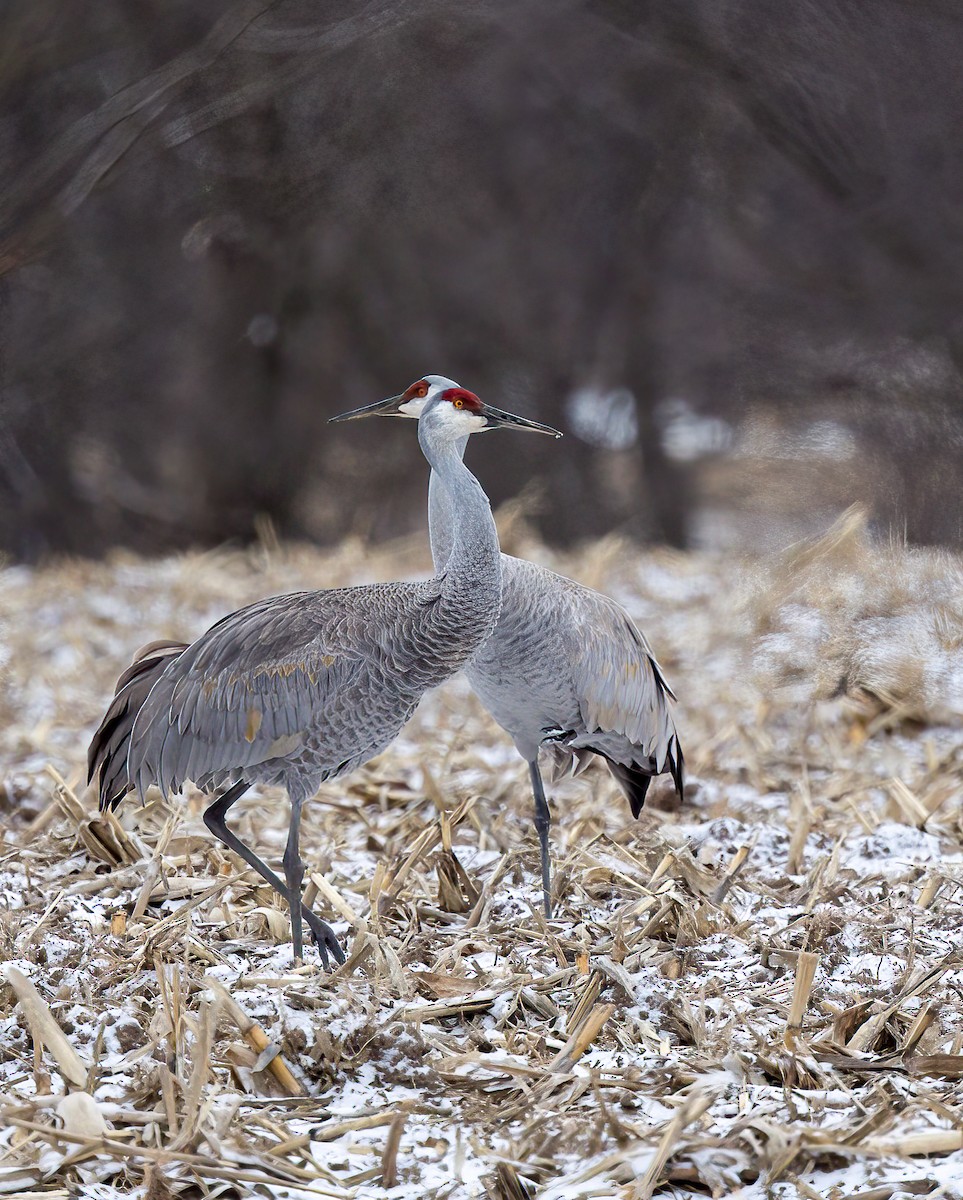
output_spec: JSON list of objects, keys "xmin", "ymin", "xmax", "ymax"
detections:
[{"xmin": 303, "ymin": 908, "xmax": 346, "ymax": 966}]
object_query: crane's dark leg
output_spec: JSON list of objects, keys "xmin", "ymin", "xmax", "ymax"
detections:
[
  {"xmin": 282, "ymin": 795, "xmax": 306, "ymax": 964},
  {"xmin": 529, "ymin": 759, "xmax": 553, "ymax": 919},
  {"xmin": 203, "ymin": 783, "xmax": 345, "ymax": 966}
]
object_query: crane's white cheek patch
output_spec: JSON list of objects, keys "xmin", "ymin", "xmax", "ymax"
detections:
[
  {"xmin": 433, "ymin": 405, "xmax": 486, "ymax": 435},
  {"xmin": 398, "ymin": 400, "xmax": 425, "ymax": 418}
]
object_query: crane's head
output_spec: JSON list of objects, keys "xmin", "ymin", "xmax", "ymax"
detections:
[
  {"xmin": 329, "ymin": 376, "xmax": 561, "ymax": 437},
  {"xmin": 329, "ymin": 375, "xmax": 458, "ymax": 424}
]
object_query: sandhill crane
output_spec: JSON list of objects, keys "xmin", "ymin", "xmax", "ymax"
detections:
[
  {"xmin": 89, "ymin": 389, "xmax": 560, "ymax": 963},
  {"xmin": 331, "ymin": 376, "xmax": 683, "ymax": 918}
]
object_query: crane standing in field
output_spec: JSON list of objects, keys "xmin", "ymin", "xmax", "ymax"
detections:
[
  {"xmin": 331, "ymin": 376, "xmax": 683, "ymax": 918},
  {"xmin": 89, "ymin": 389, "xmax": 560, "ymax": 963}
]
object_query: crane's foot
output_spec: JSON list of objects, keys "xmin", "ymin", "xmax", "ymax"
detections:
[{"xmin": 302, "ymin": 905, "xmax": 346, "ymax": 967}]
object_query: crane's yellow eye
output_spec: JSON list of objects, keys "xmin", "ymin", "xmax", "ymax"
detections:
[{"xmin": 440, "ymin": 386, "xmax": 481, "ymax": 410}]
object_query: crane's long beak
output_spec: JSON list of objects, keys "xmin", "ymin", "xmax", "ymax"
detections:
[
  {"xmin": 478, "ymin": 403, "xmax": 561, "ymax": 437},
  {"xmin": 328, "ymin": 395, "xmax": 561, "ymax": 437},
  {"xmin": 328, "ymin": 395, "xmax": 406, "ymax": 423}
]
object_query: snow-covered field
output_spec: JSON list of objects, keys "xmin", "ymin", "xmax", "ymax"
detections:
[{"xmin": 1, "ymin": 511, "xmax": 962, "ymax": 1198}]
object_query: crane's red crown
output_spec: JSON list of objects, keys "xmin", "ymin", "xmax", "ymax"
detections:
[
  {"xmin": 440, "ymin": 387, "xmax": 482, "ymax": 412},
  {"xmin": 403, "ymin": 379, "xmax": 429, "ymax": 400}
]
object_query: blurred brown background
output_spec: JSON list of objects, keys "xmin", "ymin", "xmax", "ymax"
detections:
[{"xmin": 2, "ymin": 0, "xmax": 962, "ymax": 562}]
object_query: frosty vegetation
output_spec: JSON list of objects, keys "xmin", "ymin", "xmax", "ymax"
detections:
[{"xmin": 1, "ymin": 510, "xmax": 962, "ymax": 1197}]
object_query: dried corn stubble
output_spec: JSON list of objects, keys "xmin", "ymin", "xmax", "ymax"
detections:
[{"xmin": 0, "ymin": 531, "xmax": 962, "ymax": 1197}]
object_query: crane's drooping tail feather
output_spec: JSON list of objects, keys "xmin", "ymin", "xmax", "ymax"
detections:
[
  {"xmin": 604, "ymin": 734, "xmax": 685, "ymax": 819},
  {"xmin": 87, "ymin": 640, "xmax": 187, "ymax": 811},
  {"xmin": 605, "ymin": 761, "xmax": 652, "ymax": 819},
  {"xmin": 668, "ymin": 734, "xmax": 685, "ymax": 798},
  {"xmin": 545, "ymin": 743, "xmax": 595, "ymax": 784},
  {"xmin": 544, "ymin": 727, "xmax": 685, "ymax": 820}
]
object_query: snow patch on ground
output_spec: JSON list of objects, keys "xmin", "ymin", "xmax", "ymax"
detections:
[{"xmin": 1, "ymin": 538, "xmax": 961, "ymax": 1197}]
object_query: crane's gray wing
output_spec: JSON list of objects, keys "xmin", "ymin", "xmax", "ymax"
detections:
[
  {"xmin": 564, "ymin": 593, "xmax": 678, "ymax": 769},
  {"xmin": 89, "ymin": 639, "xmax": 189, "ymax": 809},
  {"xmin": 125, "ymin": 586, "xmax": 431, "ymax": 800}
]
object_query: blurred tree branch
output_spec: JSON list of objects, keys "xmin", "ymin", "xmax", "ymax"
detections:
[{"xmin": 0, "ymin": 0, "xmax": 960, "ymax": 558}]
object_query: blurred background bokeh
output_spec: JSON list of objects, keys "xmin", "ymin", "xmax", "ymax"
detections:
[{"xmin": 2, "ymin": 0, "xmax": 962, "ymax": 563}]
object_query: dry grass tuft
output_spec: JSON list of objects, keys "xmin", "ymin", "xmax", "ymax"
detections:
[
  {"xmin": 750, "ymin": 505, "xmax": 963, "ymax": 724},
  {"xmin": 0, "ymin": 526, "xmax": 961, "ymax": 1197}
]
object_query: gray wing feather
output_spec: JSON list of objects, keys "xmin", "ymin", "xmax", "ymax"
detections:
[
  {"xmin": 566, "ymin": 594, "xmax": 678, "ymax": 770},
  {"xmin": 128, "ymin": 591, "xmax": 370, "ymax": 798},
  {"xmin": 88, "ymin": 640, "xmax": 189, "ymax": 808}
]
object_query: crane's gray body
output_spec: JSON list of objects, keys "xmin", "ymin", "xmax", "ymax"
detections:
[
  {"xmin": 428, "ymin": 439, "xmax": 681, "ymax": 807},
  {"xmin": 89, "ymin": 395, "xmax": 512, "ymax": 960},
  {"xmin": 93, "ymin": 406, "xmax": 503, "ymax": 814},
  {"xmin": 125, "ymin": 577, "xmax": 496, "ymax": 807},
  {"xmin": 468, "ymin": 555, "xmax": 677, "ymax": 774},
  {"xmin": 325, "ymin": 373, "xmax": 679, "ymax": 915}
]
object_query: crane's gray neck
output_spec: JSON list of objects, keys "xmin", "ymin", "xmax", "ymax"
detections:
[
  {"xmin": 418, "ymin": 425, "xmax": 500, "ymax": 626},
  {"xmin": 427, "ymin": 434, "xmax": 468, "ymax": 572}
]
